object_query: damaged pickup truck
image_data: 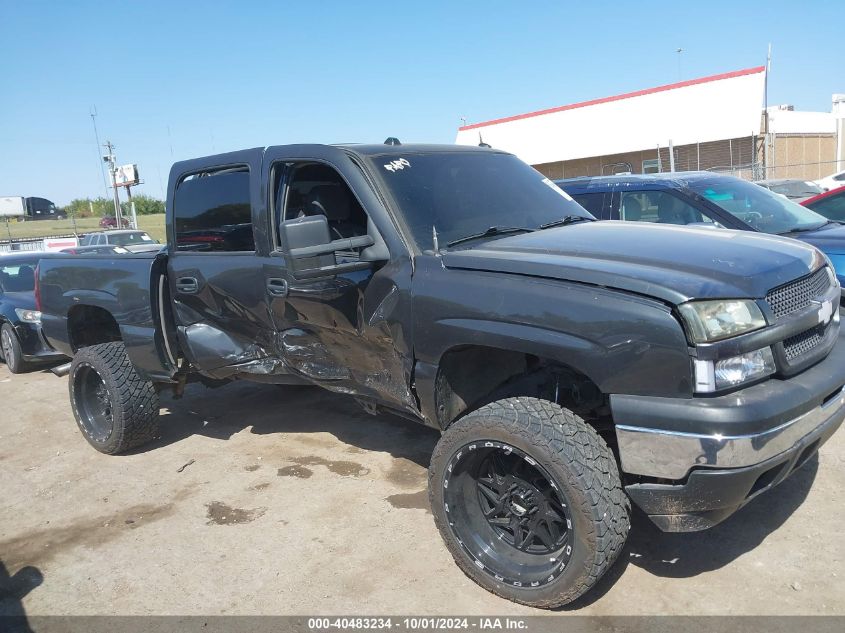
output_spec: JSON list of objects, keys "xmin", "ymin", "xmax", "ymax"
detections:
[{"xmin": 37, "ymin": 143, "xmax": 845, "ymax": 608}]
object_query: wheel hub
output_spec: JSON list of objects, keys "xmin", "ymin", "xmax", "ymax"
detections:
[
  {"xmin": 506, "ymin": 485, "xmax": 538, "ymax": 516},
  {"xmin": 443, "ymin": 441, "xmax": 574, "ymax": 589}
]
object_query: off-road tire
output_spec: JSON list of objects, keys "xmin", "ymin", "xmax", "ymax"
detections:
[
  {"xmin": 1, "ymin": 323, "xmax": 28, "ymax": 374},
  {"xmin": 429, "ymin": 397, "xmax": 630, "ymax": 608},
  {"xmin": 69, "ymin": 342, "xmax": 159, "ymax": 454}
]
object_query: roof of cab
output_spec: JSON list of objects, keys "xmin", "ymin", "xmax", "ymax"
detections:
[
  {"xmin": 335, "ymin": 142, "xmax": 504, "ymax": 157},
  {"xmin": 555, "ymin": 171, "xmax": 735, "ymax": 192}
]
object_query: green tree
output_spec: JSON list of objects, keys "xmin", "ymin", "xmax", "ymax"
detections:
[
  {"xmin": 63, "ymin": 195, "xmax": 165, "ymax": 218},
  {"xmin": 120, "ymin": 195, "xmax": 165, "ymax": 216}
]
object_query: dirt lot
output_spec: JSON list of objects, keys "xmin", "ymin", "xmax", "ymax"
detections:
[{"xmin": 1, "ymin": 363, "xmax": 843, "ymax": 616}]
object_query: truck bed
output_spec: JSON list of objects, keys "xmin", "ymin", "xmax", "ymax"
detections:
[{"xmin": 38, "ymin": 251, "xmax": 175, "ymax": 381}]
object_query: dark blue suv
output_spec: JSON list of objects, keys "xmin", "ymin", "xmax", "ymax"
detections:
[{"xmin": 556, "ymin": 172, "xmax": 845, "ymax": 289}]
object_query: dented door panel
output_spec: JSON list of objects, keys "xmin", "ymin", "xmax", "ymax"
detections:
[
  {"xmin": 267, "ymin": 254, "xmax": 417, "ymax": 413},
  {"xmin": 170, "ymin": 253, "xmax": 279, "ymax": 375}
]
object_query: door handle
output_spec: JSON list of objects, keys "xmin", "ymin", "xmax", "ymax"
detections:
[
  {"xmin": 176, "ymin": 277, "xmax": 199, "ymax": 294},
  {"xmin": 266, "ymin": 278, "xmax": 289, "ymax": 298}
]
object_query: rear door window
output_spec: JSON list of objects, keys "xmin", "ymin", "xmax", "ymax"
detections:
[
  {"xmin": 173, "ymin": 167, "xmax": 254, "ymax": 252},
  {"xmin": 571, "ymin": 192, "xmax": 606, "ymax": 218},
  {"xmin": 619, "ymin": 191, "xmax": 715, "ymax": 225}
]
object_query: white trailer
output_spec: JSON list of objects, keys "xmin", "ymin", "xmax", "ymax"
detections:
[{"xmin": 0, "ymin": 196, "xmax": 26, "ymax": 218}]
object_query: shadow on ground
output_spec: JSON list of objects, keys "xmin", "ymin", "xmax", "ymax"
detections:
[
  {"xmin": 135, "ymin": 381, "xmax": 820, "ymax": 607},
  {"xmin": 0, "ymin": 560, "xmax": 42, "ymax": 631},
  {"xmin": 136, "ymin": 381, "xmax": 439, "ymax": 468},
  {"xmin": 564, "ymin": 455, "xmax": 819, "ymax": 609}
]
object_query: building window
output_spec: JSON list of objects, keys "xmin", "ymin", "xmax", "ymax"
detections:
[{"xmin": 642, "ymin": 159, "xmax": 661, "ymax": 174}]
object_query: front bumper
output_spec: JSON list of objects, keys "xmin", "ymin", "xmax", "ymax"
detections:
[
  {"xmin": 611, "ymin": 327, "xmax": 845, "ymax": 531},
  {"xmin": 14, "ymin": 323, "xmax": 66, "ymax": 362}
]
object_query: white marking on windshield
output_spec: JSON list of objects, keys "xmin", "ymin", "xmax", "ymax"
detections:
[{"xmin": 384, "ymin": 158, "xmax": 411, "ymax": 172}]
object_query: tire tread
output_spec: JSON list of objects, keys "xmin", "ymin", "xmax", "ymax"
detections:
[
  {"xmin": 70, "ymin": 342, "xmax": 159, "ymax": 453},
  {"xmin": 429, "ymin": 397, "xmax": 630, "ymax": 608}
]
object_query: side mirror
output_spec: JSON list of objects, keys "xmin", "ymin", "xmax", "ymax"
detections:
[{"xmin": 279, "ymin": 215, "xmax": 381, "ymax": 279}]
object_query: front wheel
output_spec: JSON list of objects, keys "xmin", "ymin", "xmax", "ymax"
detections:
[
  {"xmin": 429, "ymin": 397, "xmax": 630, "ymax": 608},
  {"xmin": 69, "ymin": 342, "xmax": 159, "ymax": 454},
  {"xmin": 1, "ymin": 323, "xmax": 28, "ymax": 374}
]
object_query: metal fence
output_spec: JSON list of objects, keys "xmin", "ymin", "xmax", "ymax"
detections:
[{"xmin": 711, "ymin": 159, "xmax": 842, "ymax": 183}]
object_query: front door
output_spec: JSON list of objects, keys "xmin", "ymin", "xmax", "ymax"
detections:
[
  {"xmin": 166, "ymin": 148, "xmax": 275, "ymax": 377},
  {"xmin": 260, "ymin": 146, "xmax": 417, "ymax": 414}
]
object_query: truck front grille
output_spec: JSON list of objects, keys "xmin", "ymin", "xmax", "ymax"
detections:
[
  {"xmin": 765, "ymin": 267, "xmax": 832, "ymax": 320},
  {"xmin": 783, "ymin": 325, "xmax": 825, "ymax": 361}
]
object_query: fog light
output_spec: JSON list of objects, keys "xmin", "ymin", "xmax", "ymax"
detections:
[{"xmin": 694, "ymin": 347, "xmax": 776, "ymax": 393}]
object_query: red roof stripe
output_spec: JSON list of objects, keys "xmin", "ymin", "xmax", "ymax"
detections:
[{"xmin": 458, "ymin": 66, "xmax": 767, "ymax": 131}]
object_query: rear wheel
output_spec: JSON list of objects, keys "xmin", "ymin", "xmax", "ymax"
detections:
[
  {"xmin": 429, "ymin": 397, "xmax": 630, "ymax": 608},
  {"xmin": 1, "ymin": 323, "xmax": 28, "ymax": 374},
  {"xmin": 69, "ymin": 342, "xmax": 159, "ymax": 454}
]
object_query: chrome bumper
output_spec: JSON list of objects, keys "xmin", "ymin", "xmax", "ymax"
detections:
[{"xmin": 616, "ymin": 386, "xmax": 845, "ymax": 480}]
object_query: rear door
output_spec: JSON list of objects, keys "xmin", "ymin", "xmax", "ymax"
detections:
[{"xmin": 165, "ymin": 148, "xmax": 274, "ymax": 376}]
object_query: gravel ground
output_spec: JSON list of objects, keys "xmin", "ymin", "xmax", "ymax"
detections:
[{"xmin": 1, "ymin": 363, "xmax": 843, "ymax": 616}]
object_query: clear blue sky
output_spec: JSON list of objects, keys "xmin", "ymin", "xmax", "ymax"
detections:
[{"xmin": 0, "ymin": 0, "xmax": 840, "ymax": 204}]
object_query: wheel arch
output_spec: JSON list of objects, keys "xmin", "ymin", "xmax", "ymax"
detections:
[
  {"xmin": 67, "ymin": 304, "xmax": 122, "ymax": 352},
  {"xmin": 425, "ymin": 338, "xmax": 609, "ymax": 434}
]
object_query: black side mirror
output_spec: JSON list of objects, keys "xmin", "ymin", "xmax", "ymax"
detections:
[{"xmin": 279, "ymin": 215, "xmax": 379, "ymax": 279}]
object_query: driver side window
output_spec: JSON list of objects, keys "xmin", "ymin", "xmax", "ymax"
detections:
[{"xmin": 274, "ymin": 162, "xmax": 369, "ymax": 261}]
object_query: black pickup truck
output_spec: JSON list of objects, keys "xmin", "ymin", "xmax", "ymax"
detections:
[{"xmin": 37, "ymin": 143, "xmax": 845, "ymax": 608}]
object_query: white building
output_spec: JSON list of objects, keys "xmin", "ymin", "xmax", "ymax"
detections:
[{"xmin": 455, "ymin": 66, "xmax": 843, "ymax": 181}]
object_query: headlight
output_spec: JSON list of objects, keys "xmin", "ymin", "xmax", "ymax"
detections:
[
  {"xmin": 14, "ymin": 308, "xmax": 41, "ymax": 323},
  {"xmin": 678, "ymin": 299, "xmax": 766, "ymax": 343},
  {"xmin": 823, "ymin": 258, "xmax": 844, "ymax": 287},
  {"xmin": 694, "ymin": 347, "xmax": 776, "ymax": 393}
]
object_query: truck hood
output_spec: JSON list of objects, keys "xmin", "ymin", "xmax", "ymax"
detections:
[{"xmin": 441, "ymin": 222, "xmax": 825, "ymax": 305}]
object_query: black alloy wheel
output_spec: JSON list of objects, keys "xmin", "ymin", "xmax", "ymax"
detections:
[
  {"xmin": 73, "ymin": 363, "xmax": 114, "ymax": 443},
  {"xmin": 444, "ymin": 442, "xmax": 573, "ymax": 588}
]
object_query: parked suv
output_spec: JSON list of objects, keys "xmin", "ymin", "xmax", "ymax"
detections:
[
  {"xmin": 556, "ymin": 172, "xmax": 845, "ymax": 289},
  {"xmin": 78, "ymin": 230, "xmax": 162, "ymax": 253}
]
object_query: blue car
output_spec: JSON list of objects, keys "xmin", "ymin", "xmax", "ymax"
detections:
[
  {"xmin": 555, "ymin": 172, "xmax": 845, "ymax": 291},
  {"xmin": 0, "ymin": 252, "xmax": 67, "ymax": 373}
]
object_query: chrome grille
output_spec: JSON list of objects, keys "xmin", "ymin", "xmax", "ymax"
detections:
[
  {"xmin": 765, "ymin": 267, "xmax": 832, "ymax": 320},
  {"xmin": 783, "ymin": 325, "xmax": 825, "ymax": 361}
]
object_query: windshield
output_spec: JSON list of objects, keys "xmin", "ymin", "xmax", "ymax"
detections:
[
  {"xmin": 688, "ymin": 177, "xmax": 829, "ymax": 234},
  {"xmin": 369, "ymin": 152, "xmax": 592, "ymax": 249},
  {"xmin": 765, "ymin": 181, "xmax": 824, "ymax": 199},
  {"xmin": 110, "ymin": 232, "xmax": 155, "ymax": 246}
]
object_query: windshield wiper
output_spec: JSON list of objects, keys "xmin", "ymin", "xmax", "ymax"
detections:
[
  {"xmin": 446, "ymin": 226, "xmax": 535, "ymax": 247},
  {"xmin": 538, "ymin": 215, "xmax": 595, "ymax": 230},
  {"xmin": 778, "ymin": 221, "xmax": 830, "ymax": 235}
]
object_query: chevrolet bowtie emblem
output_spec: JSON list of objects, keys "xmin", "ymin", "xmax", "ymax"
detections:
[{"xmin": 812, "ymin": 299, "xmax": 834, "ymax": 325}]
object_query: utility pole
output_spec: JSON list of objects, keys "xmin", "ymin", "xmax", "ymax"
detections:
[
  {"xmin": 90, "ymin": 107, "xmax": 110, "ymax": 199},
  {"xmin": 102, "ymin": 141, "xmax": 123, "ymax": 226},
  {"xmin": 763, "ymin": 44, "xmax": 772, "ymax": 178}
]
